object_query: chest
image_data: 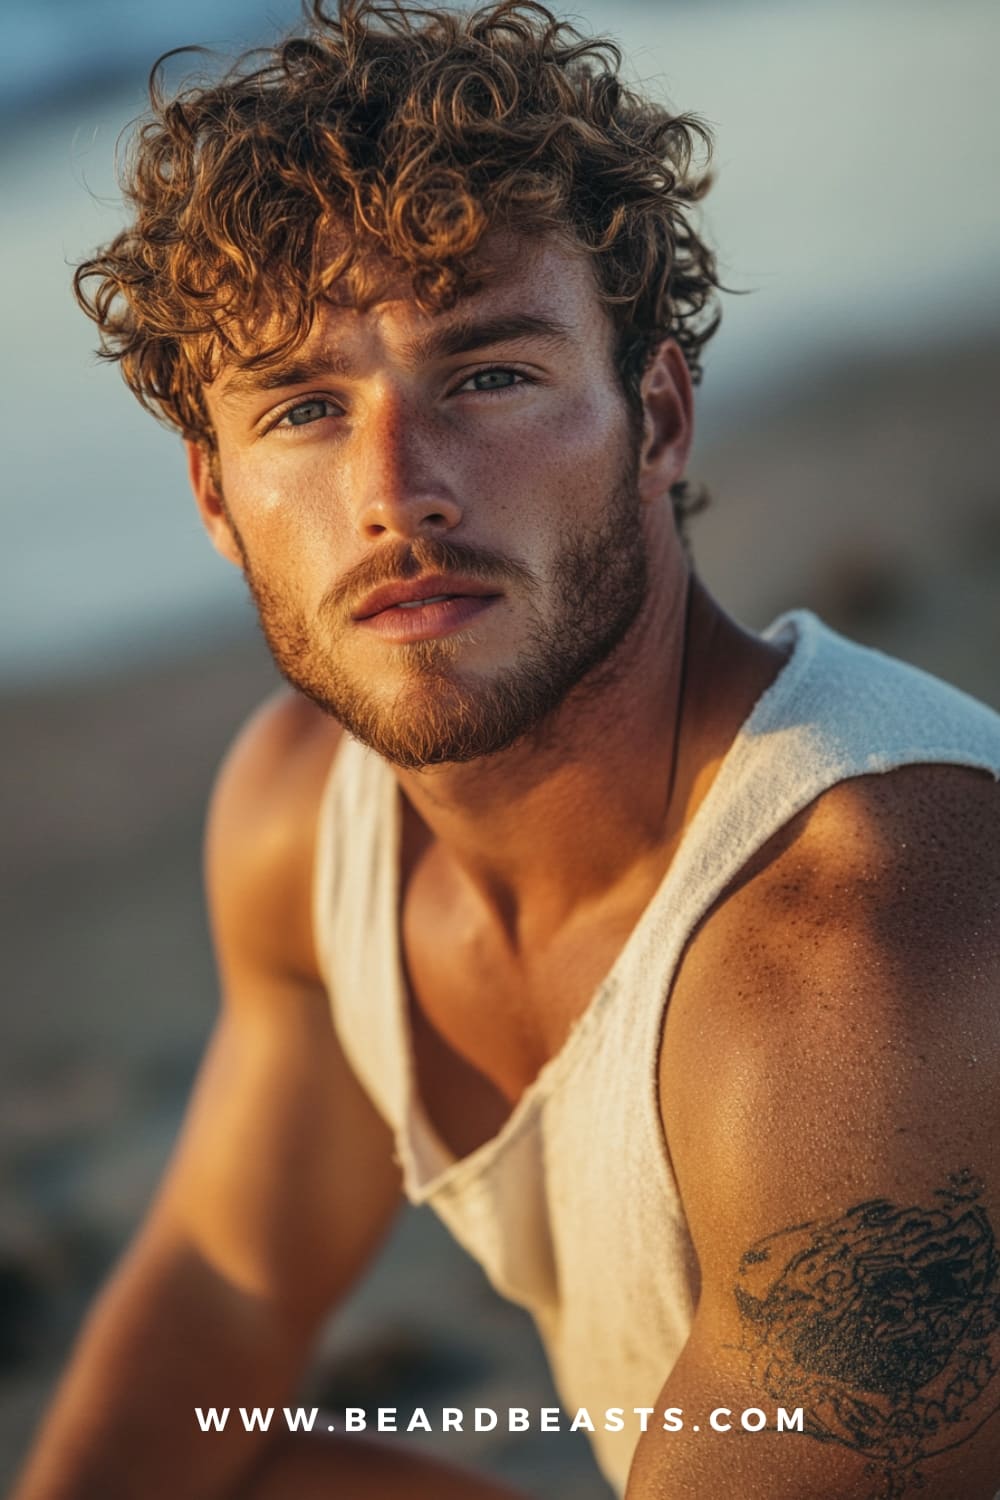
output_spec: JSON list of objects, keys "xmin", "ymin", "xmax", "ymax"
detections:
[{"xmin": 399, "ymin": 854, "xmax": 666, "ymax": 1161}]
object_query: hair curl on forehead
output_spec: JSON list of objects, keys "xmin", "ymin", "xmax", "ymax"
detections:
[{"xmin": 74, "ymin": 0, "xmax": 721, "ymax": 533}]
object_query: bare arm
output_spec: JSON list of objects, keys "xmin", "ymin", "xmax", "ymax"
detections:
[
  {"xmin": 626, "ymin": 765, "xmax": 1000, "ymax": 1499},
  {"xmin": 11, "ymin": 691, "xmax": 403, "ymax": 1500}
]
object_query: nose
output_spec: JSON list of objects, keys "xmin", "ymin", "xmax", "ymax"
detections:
[{"xmin": 351, "ymin": 391, "xmax": 463, "ymax": 541}]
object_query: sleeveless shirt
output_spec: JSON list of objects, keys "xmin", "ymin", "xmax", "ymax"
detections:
[{"xmin": 311, "ymin": 608, "xmax": 1000, "ymax": 1496}]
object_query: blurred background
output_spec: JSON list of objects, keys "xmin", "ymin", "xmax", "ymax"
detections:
[{"xmin": 1, "ymin": 0, "xmax": 998, "ymax": 1492}]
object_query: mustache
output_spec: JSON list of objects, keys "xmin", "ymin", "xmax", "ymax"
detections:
[{"xmin": 323, "ymin": 535, "xmax": 536, "ymax": 619}]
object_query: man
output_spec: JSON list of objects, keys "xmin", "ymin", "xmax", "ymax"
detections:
[{"xmin": 13, "ymin": 1, "xmax": 1000, "ymax": 1496}]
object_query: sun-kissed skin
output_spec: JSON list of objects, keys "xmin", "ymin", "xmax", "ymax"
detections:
[
  {"xmin": 13, "ymin": 230, "xmax": 1000, "ymax": 1500},
  {"xmin": 191, "ymin": 233, "xmax": 789, "ymax": 1123}
]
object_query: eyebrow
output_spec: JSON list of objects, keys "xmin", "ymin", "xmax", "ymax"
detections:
[
  {"xmin": 400, "ymin": 312, "xmax": 573, "ymax": 367},
  {"xmin": 217, "ymin": 353, "xmax": 354, "ymax": 407},
  {"xmin": 216, "ymin": 312, "xmax": 574, "ymax": 407}
]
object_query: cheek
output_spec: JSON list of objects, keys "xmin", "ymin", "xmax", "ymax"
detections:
[
  {"xmin": 489, "ymin": 392, "xmax": 630, "ymax": 531},
  {"xmin": 504, "ymin": 386, "xmax": 626, "ymax": 469},
  {"xmin": 221, "ymin": 452, "xmax": 352, "ymax": 571}
]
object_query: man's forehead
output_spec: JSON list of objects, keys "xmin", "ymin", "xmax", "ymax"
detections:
[
  {"xmin": 210, "ymin": 231, "xmax": 604, "ymax": 399},
  {"xmin": 320, "ymin": 225, "xmax": 591, "ymax": 310}
]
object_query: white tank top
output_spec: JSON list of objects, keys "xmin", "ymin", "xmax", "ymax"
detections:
[{"xmin": 312, "ymin": 608, "xmax": 1000, "ymax": 1495}]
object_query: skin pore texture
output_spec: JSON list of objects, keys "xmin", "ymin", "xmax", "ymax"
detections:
[{"xmin": 199, "ymin": 236, "xmax": 658, "ymax": 770}]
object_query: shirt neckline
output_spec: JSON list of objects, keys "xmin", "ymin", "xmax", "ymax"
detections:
[{"xmin": 383, "ymin": 609, "xmax": 813, "ymax": 1200}]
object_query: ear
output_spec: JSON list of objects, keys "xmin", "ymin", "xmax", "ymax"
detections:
[
  {"xmin": 186, "ymin": 441, "xmax": 243, "ymax": 568},
  {"xmin": 636, "ymin": 339, "xmax": 694, "ymax": 505}
]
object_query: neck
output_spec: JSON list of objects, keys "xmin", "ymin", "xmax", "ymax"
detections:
[{"xmin": 393, "ymin": 560, "xmax": 785, "ymax": 941}]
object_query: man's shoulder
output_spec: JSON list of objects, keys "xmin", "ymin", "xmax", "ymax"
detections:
[
  {"xmin": 769, "ymin": 760, "xmax": 999, "ymax": 948},
  {"xmin": 708, "ymin": 759, "xmax": 999, "ymax": 975},
  {"xmin": 780, "ymin": 761, "xmax": 998, "ymax": 1006},
  {"xmin": 667, "ymin": 760, "xmax": 1000, "ymax": 1088},
  {"xmin": 786, "ymin": 754, "xmax": 995, "ymax": 865},
  {"xmin": 662, "ymin": 758, "xmax": 1000, "ymax": 1288},
  {"xmin": 204, "ymin": 687, "xmax": 345, "ymax": 983},
  {"xmin": 209, "ymin": 686, "xmax": 344, "ymax": 845}
]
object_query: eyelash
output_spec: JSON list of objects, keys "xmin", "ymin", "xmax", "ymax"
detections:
[{"xmin": 266, "ymin": 365, "xmax": 533, "ymax": 434}]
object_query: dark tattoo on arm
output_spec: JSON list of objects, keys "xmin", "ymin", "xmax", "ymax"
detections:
[{"xmin": 733, "ymin": 1170, "xmax": 1000, "ymax": 1498}]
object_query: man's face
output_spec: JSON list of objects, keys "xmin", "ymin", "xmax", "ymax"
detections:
[{"xmin": 198, "ymin": 236, "xmax": 660, "ymax": 769}]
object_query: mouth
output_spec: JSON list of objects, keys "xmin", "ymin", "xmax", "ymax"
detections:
[
  {"xmin": 352, "ymin": 574, "xmax": 504, "ymax": 644},
  {"xmin": 353, "ymin": 574, "xmax": 502, "ymax": 621}
]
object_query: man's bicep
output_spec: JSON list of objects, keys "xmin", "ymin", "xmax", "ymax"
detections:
[
  {"xmin": 626, "ymin": 1169, "xmax": 1000, "ymax": 1498},
  {"xmin": 634, "ymin": 1053, "xmax": 1000, "ymax": 1500},
  {"xmin": 636, "ymin": 781, "xmax": 1000, "ymax": 1496}
]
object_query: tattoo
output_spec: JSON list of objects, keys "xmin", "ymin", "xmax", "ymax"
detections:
[{"xmin": 734, "ymin": 1170, "xmax": 1000, "ymax": 1497}]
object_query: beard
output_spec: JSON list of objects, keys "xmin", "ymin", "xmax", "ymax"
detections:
[{"xmin": 231, "ymin": 462, "xmax": 649, "ymax": 769}]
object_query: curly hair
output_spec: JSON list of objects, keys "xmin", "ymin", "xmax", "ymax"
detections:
[{"xmin": 75, "ymin": 0, "xmax": 722, "ymax": 532}]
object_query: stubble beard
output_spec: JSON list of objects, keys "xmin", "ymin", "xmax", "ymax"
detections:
[{"xmin": 233, "ymin": 462, "xmax": 649, "ymax": 770}]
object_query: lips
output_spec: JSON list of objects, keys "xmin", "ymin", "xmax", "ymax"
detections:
[{"xmin": 352, "ymin": 573, "xmax": 501, "ymax": 620}]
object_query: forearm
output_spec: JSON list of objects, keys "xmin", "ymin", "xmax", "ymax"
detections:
[
  {"xmin": 11, "ymin": 1226, "xmax": 313, "ymax": 1500},
  {"xmin": 13, "ymin": 1230, "xmax": 531, "ymax": 1500}
]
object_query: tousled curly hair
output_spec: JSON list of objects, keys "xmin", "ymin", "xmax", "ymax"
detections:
[{"xmin": 75, "ymin": 0, "xmax": 722, "ymax": 532}]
